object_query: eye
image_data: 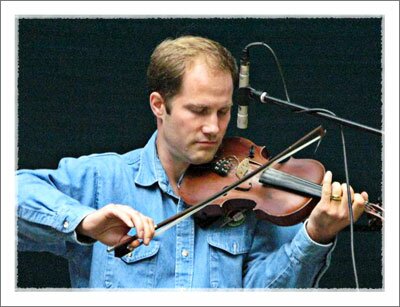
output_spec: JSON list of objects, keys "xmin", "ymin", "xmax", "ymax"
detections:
[
  {"xmin": 189, "ymin": 106, "xmax": 208, "ymax": 115},
  {"xmin": 218, "ymin": 107, "xmax": 231, "ymax": 116}
]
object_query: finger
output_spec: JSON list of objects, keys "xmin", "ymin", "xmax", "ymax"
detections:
[
  {"xmin": 147, "ymin": 217, "xmax": 156, "ymax": 238},
  {"xmin": 141, "ymin": 214, "xmax": 154, "ymax": 245},
  {"xmin": 351, "ymin": 193, "xmax": 366, "ymax": 221},
  {"xmin": 321, "ymin": 171, "xmax": 333, "ymax": 203},
  {"xmin": 115, "ymin": 205, "xmax": 146, "ymax": 238},
  {"xmin": 361, "ymin": 191, "xmax": 369, "ymax": 202},
  {"xmin": 128, "ymin": 239, "xmax": 141, "ymax": 251},
  {"xmin": 112, "ymin": 205, "xmax": 155, "ymax": 245},
  {"xmin": 340, "ymin": 183, "xmax": 354, "ymax": 205},
  {"xmin": 108, "ymin": 205, "xmax": 134, "ymax": 228},
  {"xmin": 127, "ymin": 215, "xmax": 155, "ymax": 248},
  {"xmin": 331, "ymin": 181, "xmax": 342, "ymax": 200},
  {"xmin": 119, "ymin": 208, "xmax": 145, "ymax": 239}
]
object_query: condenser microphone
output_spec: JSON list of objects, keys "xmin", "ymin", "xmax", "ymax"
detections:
[{"xmin": 237, "ymin": 48, "xmax": 250, "ymax": 129}]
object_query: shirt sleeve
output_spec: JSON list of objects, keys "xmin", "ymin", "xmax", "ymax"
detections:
[
  {"xmin": 17, "ymin": 156, "xmax": 99, "ymax": 257},
  {"xmin": 243, "ymin": 220, "xmax": 336, "ymax": 288}
]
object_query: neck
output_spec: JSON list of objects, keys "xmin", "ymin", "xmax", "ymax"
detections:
[{"xmin": 156, "ymin": 137, "xmax": 189, "ymax": 195}]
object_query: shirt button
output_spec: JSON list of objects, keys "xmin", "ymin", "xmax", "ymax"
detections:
[
  {"xmin": 181, "ymin": 249, "xmax": 189, "ymax": 257},
  {"xmin": 63, "ymin": 221, "xmax": 69, "ymax": 229}
]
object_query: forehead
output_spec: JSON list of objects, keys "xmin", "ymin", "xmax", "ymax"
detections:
[{"xmin": 181, "ymin": 58, "xmax": 234, "ymax": 93}]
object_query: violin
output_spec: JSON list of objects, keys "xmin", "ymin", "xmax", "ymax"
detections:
[
  {"xmin": 108, "ymin": 126, "xmax": 383, "ymax": 257},
  {"xmin": 179, "ymin": 136, "xmax": 383, "ymax": 228}
]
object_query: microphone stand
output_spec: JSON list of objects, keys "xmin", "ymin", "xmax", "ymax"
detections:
[
  {"xmin": 248, "ymin": 86, "xmax": 383, "ymax": 289},
  {"xmin": 248, "ymin": 87, "xmax": 383, "ymax": 136}
]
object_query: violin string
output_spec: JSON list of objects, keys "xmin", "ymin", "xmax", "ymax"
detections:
[
  {"xmin": 278, "ymin": 176, "xmax": 383, "ymax": 218},
  {"xmin": 262, "ymin": 169, "xmax": 383, "ymax": 225},
  {"xmin": 364, "ymin": 204, "xmax": 384, "ymax": 221},
  {"xmin": 261, "ymin": 168, "xmax": 322, "ymax": 196},
  {"xmin": 366, "ymin": 202, "xmax": 384, "ymax": 212},
  {"xmin": 269, "ymin": 168, "xmax": 320, "ymax": 191}
]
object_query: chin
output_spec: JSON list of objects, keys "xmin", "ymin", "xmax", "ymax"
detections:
[{"xmin": 189, "ymin": 153, "xmax": 215, "ymax": 165}]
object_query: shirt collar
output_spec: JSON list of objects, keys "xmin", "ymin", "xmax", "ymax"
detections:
[{"xmin": 134, "ymin": 131, "xmax": 171, "ymax": 192}]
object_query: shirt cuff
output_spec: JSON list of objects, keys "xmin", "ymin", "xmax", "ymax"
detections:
[
  {"xmin": 288, "ymin": 220, "xmax": 336, "ymax": 264},
  {"xmin": 56, "ymin": 205, "xmax": 98, "ymax": 245},
  {"xmin": 71, "ymin": 231, "xmax": 97, "ymax": 245}
]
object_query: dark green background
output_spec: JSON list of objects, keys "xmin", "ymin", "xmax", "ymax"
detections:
[{"xmin": 17, "ymin": 18, "xmax": 383, "ymax": 289}]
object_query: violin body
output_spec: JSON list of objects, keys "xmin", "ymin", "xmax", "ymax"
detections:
[{"xmin": 178, "ymin": 137, "xmax": 325, "ymax": 226}]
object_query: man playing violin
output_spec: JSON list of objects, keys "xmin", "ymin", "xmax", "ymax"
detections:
[{"xmin": 17, "ymin": 35, "xmax": 368, "ymax": 288}]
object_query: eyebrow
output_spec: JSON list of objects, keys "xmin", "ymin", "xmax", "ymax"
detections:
[
  {"xmin": 222, "ymin": 103, "xmax": 233, "ymax": 108},
  {"xmin": 186, "ymin": 103, "xmax": 233, "ymax": 109}
]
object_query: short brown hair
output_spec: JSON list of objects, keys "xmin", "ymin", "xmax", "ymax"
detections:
[{"xmin": 147, "ymin": 36, "xmax": 238, "ymax": 112}]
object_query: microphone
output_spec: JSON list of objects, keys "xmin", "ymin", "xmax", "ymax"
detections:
[{"xmin": 237, "ymin": 48, "xmax": 250, "ymax": 129}]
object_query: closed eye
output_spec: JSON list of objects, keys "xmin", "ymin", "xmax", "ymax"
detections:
[
  {"xmin": 218, "ymin": 107, "xmax": 231, "ymax": 116},
  {"xmin": 187, "ymin": 105, "xmax": 209, "ymax": 115},
  {"xmin": 186, "ymin": 104, "xmax": 232, "ymax": 116}
]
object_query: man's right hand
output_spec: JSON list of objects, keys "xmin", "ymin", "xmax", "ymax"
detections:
[{"xmin": 76, "ymin": 204, "xmax": 155, "ymax": 249}]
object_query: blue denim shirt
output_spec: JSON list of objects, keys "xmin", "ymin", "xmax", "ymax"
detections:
[{"xmin": 17, "ymin": 131, "xmax": 334, "ymax": 288}]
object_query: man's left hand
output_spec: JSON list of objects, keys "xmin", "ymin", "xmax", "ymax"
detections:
[{"xmin": 306, "ymin": 171, "xmax": 368, "ymax": 244}]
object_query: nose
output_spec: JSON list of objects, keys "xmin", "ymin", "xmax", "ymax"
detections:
[{"xmin": 202, "ymin": 113, "xmax": 220, "ymax": 136}]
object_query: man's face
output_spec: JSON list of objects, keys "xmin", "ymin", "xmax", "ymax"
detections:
[{"xmin": 157, "ymin": 59, "xmax": 233, "ymax": 167}]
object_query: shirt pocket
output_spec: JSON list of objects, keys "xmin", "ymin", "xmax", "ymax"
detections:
[
  {"xmin": 120, "ymin": 240, "xmax": 160, "ymax": 264},
  {"xmin": 206, "ymin": 225, "xmax": 253, "ymax": 288},
  {"xmin": 105, "ymin": 240, "xmax": 160, "ymax": 288}
]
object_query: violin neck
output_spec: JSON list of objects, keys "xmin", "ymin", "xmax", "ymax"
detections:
[
  {"xmin": 259, "ymin": 168, "xmax": 322, "ymax": 198},
  {"xmin": 259, "ymin": 168, "xmax": 383, "ymax": 224}
]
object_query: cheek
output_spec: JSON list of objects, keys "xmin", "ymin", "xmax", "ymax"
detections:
[
  {"xmin": 166, "ymin": 114, "xmax": 199, "ymax": 143},
  {"xmin": 220, "ymin": 114, "xmax": 231, "ymax": 130},
  {"xmin": 170, "ymin": 108, "xmax": 194, "ymax": 124},
  {"xmin": 177, "ymin": 113, "xmax": 202, "ymax": 131}
]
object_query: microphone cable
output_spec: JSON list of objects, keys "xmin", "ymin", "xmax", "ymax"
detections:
[
  {"xmin": 244, "ymin": 42, "xmax": 291, "ymax": 104},
  {"xmin": 244, "ymin": 42, "xmax": 360, "ymax": 289}
]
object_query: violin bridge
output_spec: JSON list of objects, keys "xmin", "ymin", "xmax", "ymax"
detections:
[{"xmin": 236, "ymin": 158, "xmax": 250, "ymax": 179}]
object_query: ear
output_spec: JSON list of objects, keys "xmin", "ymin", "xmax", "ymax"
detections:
[{"xmin": 149, "ymin": 92, "xmax": 166, "ymax": 119}]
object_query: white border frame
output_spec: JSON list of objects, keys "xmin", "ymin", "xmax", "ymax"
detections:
[{"xmin": 2, "ymin": 1, "xmax": 399, "ymax": 306}]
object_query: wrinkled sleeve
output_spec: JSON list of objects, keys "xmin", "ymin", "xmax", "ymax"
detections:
[
  {"xmin": 243, "ymin": 221, "xmax": 335, "ymax": 288},
  {"xmin": 17, "ymin": 156, "xmax": 99, "ymax": 257}
]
